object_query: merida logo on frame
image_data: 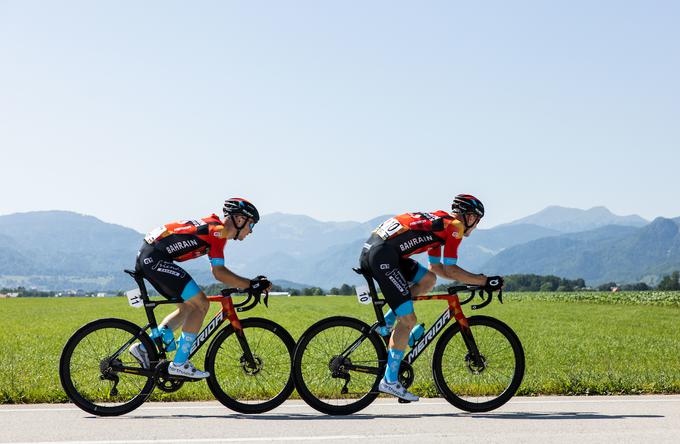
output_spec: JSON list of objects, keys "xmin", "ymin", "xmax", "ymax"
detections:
[
  {"xmin": 406, "ymin": 309, "xmax": 451, "ymax": 363},
  {"xmin": 191, "ymin": 311, "xmax": 224, "ymax": 354}
]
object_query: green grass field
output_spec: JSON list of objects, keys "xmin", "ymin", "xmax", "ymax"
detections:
[{"xmin": 1, "ymin": 292, "xmax": 679, "ymax": 403}]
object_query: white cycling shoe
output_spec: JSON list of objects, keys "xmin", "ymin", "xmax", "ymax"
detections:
[
  {"xmin": 129, "ymin": 343, "xmax": 150, "ymax": 369},
  {"xmin": 168, "ymin": 361, "xmax": 210, "ymax": 379},
  {"xmin": 378, "ymin": 378, "xmax": 419, "ymax": 402}
]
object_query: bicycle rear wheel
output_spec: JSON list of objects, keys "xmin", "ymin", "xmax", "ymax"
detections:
[
  {"xmin": 59, "ymin": 318, "xmax": 158, "ymax": 416},
  {"xmin": 205, "ymin": 318, "xmax": 296, "ymax": 414},
  {"xmin": 293, "ymin": 316, "xmax": 386, "ymax": 415},
  {"xmin": 432, "ymin": 315, "xmax": 525, "ymax": 412}
]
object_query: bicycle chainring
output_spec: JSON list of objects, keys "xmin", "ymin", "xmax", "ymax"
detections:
[{"xmin": 156, "ymin": 377, "xmax": 185, "ymax": 393}]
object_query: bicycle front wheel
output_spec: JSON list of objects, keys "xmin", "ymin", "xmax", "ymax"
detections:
[
  {"xmin": 293, "ymin": 316, "xmax": 386, "ymax": 415},
  {"xmin": 205, "ymin": 318, "xmax": 296, "ymax": 414},
  {"xmin": 432, "ymin": 315, "xmax": 525, "ymax": 412},
  {"xmin": 59, "ymin": 318, "xmax": 158, "ymax": 416}
]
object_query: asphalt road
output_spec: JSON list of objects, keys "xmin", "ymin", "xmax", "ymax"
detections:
[{"xmin": 1, "ymin": 396, "xmax": 679, "ymax": 444}]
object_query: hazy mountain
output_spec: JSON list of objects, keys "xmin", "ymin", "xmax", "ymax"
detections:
[
  {"xmin": 0, "ymin": 208, "xmax": 671, "ymax": 290},
  {"xmin": 457, "ymin": 224, "xmax": 562, "ymax": 270},
  {"xmin": 483, "ymin": 219, "xmax": 680, "ymax": 285},
  {"xmin": 0, "ymin": 211, "xmax": 387, "ymax": 290},
  {"xmin": 0, "ymin": 211, "xmax": 142, "ymax": 290},
  {"xmin": 502, "ymin": 206, "xmax": 647, "ymax": 233}
]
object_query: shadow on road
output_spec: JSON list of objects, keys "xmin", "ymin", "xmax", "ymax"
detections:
[{"xmin": 100, "ymin": 411, "xmax": 664, "ymax": 421}]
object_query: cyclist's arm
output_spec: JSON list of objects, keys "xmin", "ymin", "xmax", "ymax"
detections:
[
  {"xmin": 211, "ymin": 264, "xmax": 250, "ymax": 289},
  {"xmin": 429, "ymin": 263, "xmax": 487, "ymax": 286}
]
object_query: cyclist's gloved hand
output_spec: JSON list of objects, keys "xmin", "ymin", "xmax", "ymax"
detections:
[
  {"xmin": 484, "ymin": 276, "xmax": 504, "ymax": 291},
  {"xmin": 249, "ymin": 275, "xmax": 271, "ymax": 294}
]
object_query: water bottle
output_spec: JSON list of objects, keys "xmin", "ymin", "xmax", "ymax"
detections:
[
  {"xmin": 408, "ymin": 323, "xmax": 425, "ymax": 347},
  {"xmin": 377, "ymin": 309, "xmax": 396, "ymax": 336}
]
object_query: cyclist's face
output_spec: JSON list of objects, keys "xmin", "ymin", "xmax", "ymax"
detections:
[
  {"xmin": 463, "ymin": 213, "xmax": 481, "ymax": 236},
  {"xmin": 227, "ymin": 215, "xmax": 255, "ymax": 240}
]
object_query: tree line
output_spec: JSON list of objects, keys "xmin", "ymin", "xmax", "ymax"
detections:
[{"xmin": 4, "ymin": 271, "xmax": 680, "ymax": 297}]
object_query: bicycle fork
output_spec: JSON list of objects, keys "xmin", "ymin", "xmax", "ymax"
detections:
[{"xmin": 449, "ymin": 297, "xmax": 485, "ymax": 370}]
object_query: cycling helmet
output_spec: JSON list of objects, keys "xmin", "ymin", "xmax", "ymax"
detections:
[
  {"xmin": 451, "ymin": 194, "xmax": 485, "ymax": 218},
  {"xmin": 223, "ymin": 198, "xmax": 259, "ymax": 240},
  {"xmin": 223, "ymin": 198, "xmax": 260, "ymax": 223}
]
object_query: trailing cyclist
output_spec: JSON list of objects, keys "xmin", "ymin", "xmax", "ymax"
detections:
[
  {"xmin": 359, "ymin": 194, "xmax": 504, "ymax": 401},
  {"xmin": 129, "ymin": 198, "xmax": 271, "ymax": 379}
]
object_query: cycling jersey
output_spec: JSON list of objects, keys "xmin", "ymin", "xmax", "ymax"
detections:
[
  {"xmin": 372, "ymin": 211, "xmax": 464, "ymax": 266},
  {"xmin": 136, "ymin": 214, "xmax": 227, "ymax": 301},
  {"xmin": 143, "ymin": 214, "xmax": 228, "ymax": 267},
  {"xmin": 359, "ymin": 210, "xmax": 464, "ymax": 312}
]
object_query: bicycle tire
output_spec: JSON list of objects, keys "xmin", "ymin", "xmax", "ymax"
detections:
[
  {"xmin": 293, "ymin": 316, "xmax": 387, "ymax": 415},
  {"xmin": 432, "ymin": 315, "xmax": 525, "ymax": 412},
  {"xmin": 59, "ymin": 318, "xmax": 158, "ymax": 416},
  {"xmin": 205, "ymin": 317, "xmax": 296, "ymax": 414}
]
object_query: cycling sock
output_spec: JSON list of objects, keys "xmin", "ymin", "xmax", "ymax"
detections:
[
  {"xmin": 377, "ymin": 309, "xmax": 396, "ymax": 336},
  {"xmin": 140, "ymin": 325, "xmax": 176, "ymax": 353},
  {"xmin": 159, "ymin": 325, "xmax": 177, "ymax": 352},
  {"xmin": 408, "ymin": 324, "xmax": 425, "ymax": 347},
  {"xmin": 384, "ymin": 348, "xmax": 404, "ymax": 383},
  {"xmin": 173, "ymin": 332, "xmax": 197, "ymax": 365}
]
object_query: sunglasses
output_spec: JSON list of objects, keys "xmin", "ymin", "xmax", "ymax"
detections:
[{"xmin": 249, "ymin": 222, "xmax": 256, "ymax": 231}]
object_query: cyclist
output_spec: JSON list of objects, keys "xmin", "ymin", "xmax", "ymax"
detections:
[
  {"xmin": 359, "ymin": 194, "xmax": 504, "ymax": 401},
  {"xmin": 129, "ymin": 198, "xmax": 271, "ymax": 379}
]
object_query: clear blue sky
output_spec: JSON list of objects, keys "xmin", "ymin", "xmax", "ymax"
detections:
[{"xmin": 1, "ymin": 1, "xmax": 678, "ymax": 232}]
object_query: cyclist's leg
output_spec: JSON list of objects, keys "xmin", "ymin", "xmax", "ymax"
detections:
[
  {"xmin": 171, "ymin": 280, "xmax": 210, "ymax": 378},
  {"xmin": 367, "ymin": 245, "xmax": 419, "ymax": 401},
  {"xmin": 400, "ymin": 257, "xmax": 436, "ymax": 296},
  {"xmin": 136, "ymin": 249, "xmax": 209, "ymax": 377}
]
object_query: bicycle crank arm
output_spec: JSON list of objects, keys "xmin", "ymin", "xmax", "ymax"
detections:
[
  {"xmin": 343, "ymin": 364, "xmax": 382, "ymax": 375},
  {"xmin": 109, "ymin": 364, "xmax": 156, "ymax": 378}
]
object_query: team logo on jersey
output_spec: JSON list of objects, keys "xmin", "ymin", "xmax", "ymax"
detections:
[
  {"xmin": 452, "ymin": 230, "xmax": 460, "ymax": 239},
  {"xmin": 165, "ymin": 239, "xmax": 199, "ymax": 255},
  {"xmin": 399, "ymin": 234, "xmax": 434, "ymax": 252}
]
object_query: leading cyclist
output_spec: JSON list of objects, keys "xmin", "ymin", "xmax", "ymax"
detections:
[
  {"xmin": 129, "ymin": 198, "xmax": 271, "ymax": 379},
  {"xmin": 359, "ymin": 194, "xmax": 504, "ymax": 401}
]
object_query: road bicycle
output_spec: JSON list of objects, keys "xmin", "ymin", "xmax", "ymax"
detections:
[
  {"xmin": 292, "ymin": 267, "xmax": 525, "ymax": 415},
  {"xmin": 59, "ymin": 269, "xmax": 295, "ymax": 416}
]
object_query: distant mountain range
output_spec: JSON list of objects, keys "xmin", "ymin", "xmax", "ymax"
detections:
[{"xmin": 0, "ymin": 207, "xmax": 678, "ymax": 291}]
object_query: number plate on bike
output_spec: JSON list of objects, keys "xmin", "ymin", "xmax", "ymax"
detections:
[
  {"xmin": 125, "ymin": 288, "xmax": 144, "ymax": 308},
  {"xmin": 355, "ymin": 285, "xmax": 371, "ymax": 304}
]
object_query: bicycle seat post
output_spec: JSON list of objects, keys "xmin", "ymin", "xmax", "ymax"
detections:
[
  {"xmin": 354, "ymin": 267, "xmax": 387, "ymax": 326},
  {"xmin": 125, "ymin": 269, "xmax": 163, "ymax": 348}
]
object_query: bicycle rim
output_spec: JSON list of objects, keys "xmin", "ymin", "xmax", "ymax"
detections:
[
  {"xmin": 293, "ymin": 316, "xmax": 386, "ymax": 415},
  {"xmin": 59, "ymin": 318, "xmax": 157, "ymax": 416},
  {"xmin": 432, "ymin": 315, "xmax": 525, "ymax": 412},
  {"xmin": 205, "ymin": 318, "xmax": 295, "ymax": 414}
]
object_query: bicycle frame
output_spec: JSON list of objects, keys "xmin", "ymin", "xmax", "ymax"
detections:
[
  {"xmin": 113, "ymin": 270, "xmax": 260, "ymax": 377},
  {"xmin": 403, "ymin": 293, "xmax": 471, "ymax": 364},
  {"xmin": 337, "ymin": 271, "xmax": 484, "ymax": 376}
]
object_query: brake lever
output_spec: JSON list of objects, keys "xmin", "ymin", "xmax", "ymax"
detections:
[
  {"xmin": 498, "ymin": 288, "xmax": 504, "ymax": 304},
  {"xmin": 263, "ymin": 290, "xmax": 269, "ymax": 308},
  {"xmin": 458, "ymin": 289, "xmax": 476, "ymax": 305},
  {"xmin": 471, "ymin": 289, "xmax": 493, "ymax": 310}
]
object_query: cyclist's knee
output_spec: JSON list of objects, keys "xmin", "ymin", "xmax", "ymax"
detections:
[
  {"xmin": 182, "ymin": 292, "xmax": 209, "ymax": 316},
  {"xmin": 418, "ymin": 271, "xmax": 436, "ymax": 293},
  {"xmin": 398, "ymin": 312, "xmax": 417, "ymax": 329},
  {"xmin": 194, "ymin": 293, "xmax": 210, "ymax": 315}
]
